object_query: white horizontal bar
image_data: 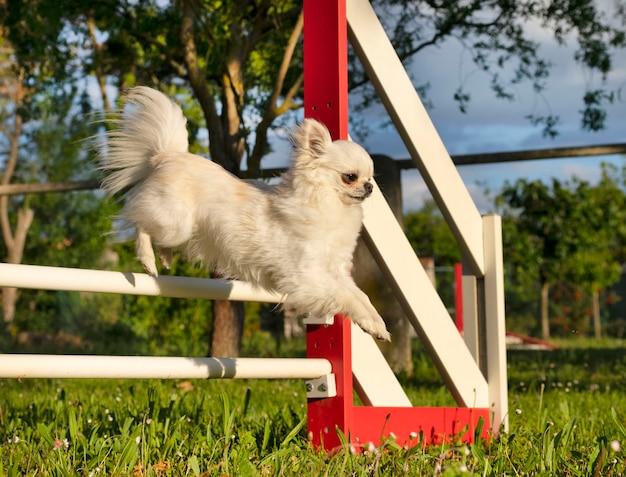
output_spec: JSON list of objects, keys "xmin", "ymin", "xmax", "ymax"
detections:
[
  {"xmin": 0, "ymin": 355, "xmax": 332, "ymax": 380},
  {"xmin": 0, "ymin": 263, "xmax": 283, "ymax": 303}
]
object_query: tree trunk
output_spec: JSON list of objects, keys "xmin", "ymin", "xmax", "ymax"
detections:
[
  {"xmin": 2, "ymin": 206, "xmax": 34, "ymax": 324},
  {"xmin": 1, "ymin": 83, "xmax": 31, "ymax": 327},
  {"xmin": 209, "ymin": 299, "xmax": 245, "ymax": 357},
  {"xmin": 353, "ymin": 155, "xmax": 413, "ymax": 375},
  {"xmin": 592, "ymin": 289, "xmax": 602, "ymax": 339},
  {"xmin": 540, "ymin": 281, "xmax": 550, "ymax": 340},
  {"xmin": 180, "ymin": 3, "xmax": 302, "ymax": 356},
  {"xmin": 180, "ymin": 1, "xmax": 247, "ymax": 356}
]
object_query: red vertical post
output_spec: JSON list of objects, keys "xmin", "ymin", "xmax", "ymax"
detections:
[
  {"xmin": 303, "ymin": 0, "xmax": 349, "ymax": 140},
  {"xmin": 306, "ymin": 316, "xmax": 352, "ymax": 449},
  {"xmin": 454, "ymin": 263, "xmax": 464, "ymax": 333},
  {"xmin": 304, "ymin": 0, "xmax": 352, "ymax": 450}
]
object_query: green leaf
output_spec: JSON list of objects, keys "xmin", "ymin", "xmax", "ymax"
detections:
[{"xmin": 189, "ymin": 455, "xmax": 201, "ymax": 476}]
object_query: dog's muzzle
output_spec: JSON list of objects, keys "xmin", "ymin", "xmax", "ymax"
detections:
[{"xmin": 351, "ymin": 182, "xmax": 373, "ymax": 202}]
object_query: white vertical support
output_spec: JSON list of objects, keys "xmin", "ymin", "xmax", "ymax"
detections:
[
  {"xmin": 483, "ymin": 215, "xmax": 509, "ymax": 433},
  {"xmin": 346, "ymin": 0, "xmax": 484, "ymax": 277},
  {"xmin": 350, "ymin": 322, "xmax": 412, "ymax": 406},
  {"xmin": 462, "ymin": 275, "xmax": 480, "ymax": 364}
]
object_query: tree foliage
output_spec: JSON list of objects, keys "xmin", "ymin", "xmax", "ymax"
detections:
[{"xmin": 496, "ymin": 164, "xmax": 626, "ymax": 338}]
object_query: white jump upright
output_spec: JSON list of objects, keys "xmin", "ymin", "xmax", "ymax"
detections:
[{"xmin": 346, "ymin": 0, "xmax": 508, "ymax": 432}]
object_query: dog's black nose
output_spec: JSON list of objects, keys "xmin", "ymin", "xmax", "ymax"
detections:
[{"xmin": 364, "ymin": 182, "xmax": 373, "ymax": 195}]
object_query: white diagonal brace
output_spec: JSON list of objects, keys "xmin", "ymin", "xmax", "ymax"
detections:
[
  {"xmin": 361, "ymin": 183, "xmax": 489, "ymax": 408},
  {"xmin": 347, "ymin": 0, "xmax": 484, "ymax": 277}
]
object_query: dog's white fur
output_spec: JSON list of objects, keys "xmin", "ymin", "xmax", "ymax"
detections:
[{"xmin": 99, "ymin": 86, "xmax": 390, "ymax": 340}]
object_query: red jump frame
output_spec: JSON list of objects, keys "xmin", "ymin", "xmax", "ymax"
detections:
[
  {"xmin": 303, "ymin": 0, "xmax": 494, "ymax": 451},
  {"xmin": 307, "ymin": 316, "xmax": 489, "ymax": 450}
]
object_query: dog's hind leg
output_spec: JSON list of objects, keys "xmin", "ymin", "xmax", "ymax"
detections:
[
  {"xmin": 136, "ymin": 227, "xmax": 159, "ymax": 276},
  {"xmin": 158, "ymin": 247, "xmax": 173, "ymax": 269}
]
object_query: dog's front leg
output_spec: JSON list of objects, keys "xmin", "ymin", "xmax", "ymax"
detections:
[{"xmin": 343, "ymin": 281, "xmax": 391, "ymax": 341}]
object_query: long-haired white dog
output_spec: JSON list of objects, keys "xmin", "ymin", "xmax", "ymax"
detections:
[{"xmin": 99, "ymin": 86, "xmax": 390, "ymax": 340}]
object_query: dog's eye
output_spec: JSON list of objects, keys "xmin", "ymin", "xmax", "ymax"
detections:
[{"xmin": 342, "ymin": 173, "xmax": 358, "ymax": 184}]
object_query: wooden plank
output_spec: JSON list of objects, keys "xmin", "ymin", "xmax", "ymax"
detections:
[{"xmin": 483, "ymin": 215, "xmax": 509, "ymax": 433}]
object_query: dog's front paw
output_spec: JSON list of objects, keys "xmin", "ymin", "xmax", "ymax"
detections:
[
  {"xmin": 349, "ymin": 312, "xmax": 391, "ymax": 341},
  {"xmin": 359, "ymin": 320, "xmax": 391, "ymax": 342}
]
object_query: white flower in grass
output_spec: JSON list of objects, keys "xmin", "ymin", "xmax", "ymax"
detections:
[
  {"xmin": 135, "ymin": 436, "xmax": 141, "ymax": 445},
  {"xmin": 610, "ymin": 440, "xmax": 621, "ymax": 452},
  {"xmin": 409, "ymin": 431, "xmax": 418, "ymax": 439},
  {"xmin": 515, "ymin": 408, "xmax": 522, "ymax": 415}
]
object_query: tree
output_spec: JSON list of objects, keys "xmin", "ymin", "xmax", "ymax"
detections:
[
  {"xmin": 0, "ymin": 4, "xmax": 116, "ymax": 337},
  {"xmin": 0, "ymin": 18, "xmax": 72, "ymax": 326},
  {"xmin": 497, "ymin": 168, "xmax": 626, "ymax": 339},
  {"xmin": 0, "ymin": 42, "xmax": 30, "ymax": 325}
]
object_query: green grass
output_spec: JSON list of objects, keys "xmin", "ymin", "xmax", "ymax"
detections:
[{"xmin": 2, "ymin": 340, "xmax": 626, "ymax": 476}]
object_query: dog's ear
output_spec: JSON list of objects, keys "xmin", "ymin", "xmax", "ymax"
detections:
[{"xmin": 292, "ymin": 119, "xmax": 332, "ymax": 158}]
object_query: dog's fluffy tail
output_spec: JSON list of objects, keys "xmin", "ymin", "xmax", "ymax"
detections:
[{"xmin": 99, "ymin": 86, "xmax": 189, "ymax": 196}]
